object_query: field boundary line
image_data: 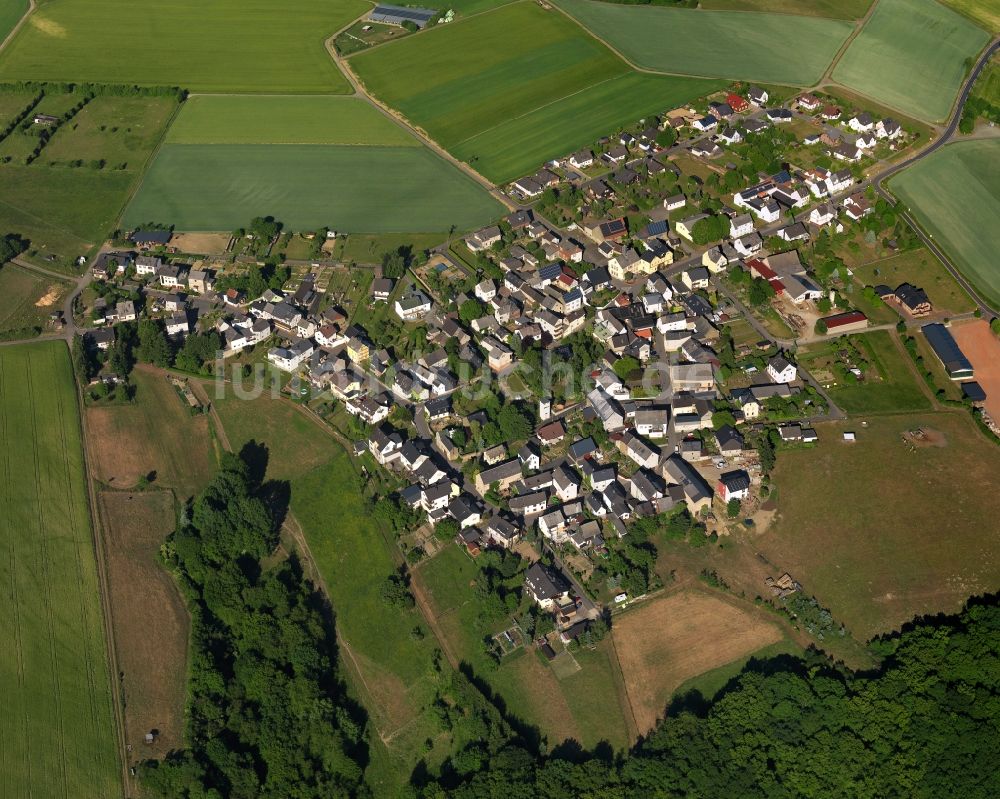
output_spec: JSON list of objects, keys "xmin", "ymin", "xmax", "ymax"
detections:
[
  {"xmin": 0, "ymin": 0, "xmax": 35, "ymax": 55},
  {"xmin": 817, "ymin": 0, "xmax": 880, "ymax": 85},
  {"xmin": 74, "ymin": 348, "xmax": 131, "ymax": 798}
]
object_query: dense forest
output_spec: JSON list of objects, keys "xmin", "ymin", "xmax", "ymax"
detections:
[
  {"xmin": 146, "ymin": 455, "xmax": 1000, "ymax": 797},
  {"xmin": 141, "ymin": 453, "xmax": 367, "ymax": 798}
]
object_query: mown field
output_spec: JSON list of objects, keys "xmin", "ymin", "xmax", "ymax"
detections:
[
  {"xmin": 415, "ymin": 544, "xmax": 634, "ymax": 750},
  {"xmin": 124, "ymin": 143, "xmax": 505, "ymax": 232},
  {"xmin": 166, "ymin": 96, "xmax": 417, "ymax": 146},
  {"xmin": 351, "ymin": 2, "xmax": 721, "ymax": 182},
  {"xmin": 701, "ymin": 0, "xmax": 872, "ymax": 18},
  {"xmin": 851, "ymin": 247, "xmax": 976, "ymax": 315},
  {"xmin": 890, "ymin": 139, "xmax": 1000, "ymax": 306},
  {"xmin": 0, "ymin": 0, "xmax": 366, "ymax": 92},
  {"xmin": 86, "ymin": 367, "xmax": 216, "ymax": 500},
  {"xmin": 832, "ymin": 0, "xmax": 989, "ymax": 121},
  {"xmin": 451, "ymin": 71, "xmax": 725, "ymax": 183},
  {"xmin": 553, "ymin": 0, "xmax": 853, "ymax": 85},
  {"xmin": 799, "ymin": 330, "xmax": 931, "ymax": 414},
  {"xmin": 0, "ymin": 341, "xmax": 120, "ymax": 798},
  {"xmin": 761, "ymin": 412, "xmax": 1000, "ymax": 639}
]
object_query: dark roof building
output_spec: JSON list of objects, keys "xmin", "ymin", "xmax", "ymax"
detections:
[
  {"xmin": 370, "ymin": 3, "xmax": 436, "ymax": 27},
  {"xmin": 922, "ymin": 323, "xmax": 974, "ymax": 380}
]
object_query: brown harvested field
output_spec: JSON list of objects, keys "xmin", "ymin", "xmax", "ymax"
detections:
[
  {"xmin": 86, "ymin": 367, "xmax": 215, "ymax": 499},
  {"xmin": 950, "ymin": 319, "xmax": 1000, "ymax": 420},
  {"xmin": 169, "ymin": 231, "xmax": 231, "ymax": 253},
  {"xmin": 97, "ymin": 490, "xmax": 188, "ymax": 760},
  {"xmin": 613, "ymin": 589, "xmax": 784, "ymax": 733},
  {"xmin": 760, "ymin": 412, "xmax": 1000, "ymax": 640}
]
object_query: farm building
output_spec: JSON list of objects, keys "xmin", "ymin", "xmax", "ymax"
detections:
[
  {"xmin": 922, "ymin": 323, "xmax": 974, "ymax": 380},
  {"xmin": 370, "ymin": 4, "xmax": 437, "ymax": 28},
  {"xmin": 822, "ymin": 310, "xmax": 868, "ymax": 334}
]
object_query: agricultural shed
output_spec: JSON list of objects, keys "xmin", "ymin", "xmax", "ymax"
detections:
[{"xmin": 370, "ymin": 4, "xmax": 436, "ymax": 27}]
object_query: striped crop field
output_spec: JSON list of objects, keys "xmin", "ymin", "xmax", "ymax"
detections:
[{"xmin": 0, "ymin": 341, "xmax": 121, "ymax": 799}]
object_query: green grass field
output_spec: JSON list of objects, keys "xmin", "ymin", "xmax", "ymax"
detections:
[
  {"xmin": 971, "ymin": 55, "xmax": 1000, "ymax": 105},
  {"xmin": 939, "ymin": 0, "xmax": 1000, "ymax": 34},
  {"xmin": 352, "ymin": 2, "xmax": 720, "ymax": 182},
  {"xmin": 0, "ymin": 90, "xmax": 34, "ymax": 128},
  {"xmin": 832, "ymin": 0, "xmax": 990, "ymax": 121},
  {"xmin": 800, "ymin": 330, "xmax": 931, "ymax": 414},
  {"xmin": 762, "ymin": 412, "xmax": 1000, "ymax": 639},
  {"xmin": 0, "ymin": 0, "xmax": 367, "ymax": 92},
  {"xmin": 553, "ymin": 0, "xmax": 853, "ymax": 85},
  {"xmin": 0, "ymin": 0, "xmax": 27, "ymax": 42},
  {"xmin": 851, "ymin": 247, "xmax": 976, "ymax": 315},
  {"xmin": 890, "ymin": 139, "xmax": 1000, "ymax": 306},
  {"xmin": 124, "ymin": 143, "xmax": 505, "ymax": 232},
  {"xmin": 0, "ymin": 341, "xmax": 121, "ymax": 798},
  {"xmin": 700, "ymin": 0, "xmax": 871, "ymax": 18},
  {"xmin": 166, "ymin": 96, "xmax": 417, "ymax": 146}
]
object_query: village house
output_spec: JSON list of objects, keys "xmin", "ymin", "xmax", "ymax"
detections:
[
  {"xmin": 717, "ymin": 469, "xmax": 751, "ymax": 503},
  {"xmin": 466, "ymin": 225, "xmax": 502, "ymax": 252},
  {"xmin": 394, "ymin": 287, "xmax": 432, "ymax": 321},
  {"xmin": 524, "ymin": 563, "xmax": 572, "ymax": 611}
]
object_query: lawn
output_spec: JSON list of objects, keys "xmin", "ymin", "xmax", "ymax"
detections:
[
  {"xmin": 351, "ymin": 2, "xmax": 722, "ymax": 182},
  {"xmin": 851, "ymin": 247, "xmax": 976, "ymax": 315},
  {"xmin": 553, "ymin": 0, "xmax": 853, "ymax": 85},
  {"xmin": 700, "ymin": 0, "xmax": 872, "ymax": 18},
  {"xmin": 415, "ymin": 545, "xmax": 633, "ymax": 749},
  {"xmin": 799, "ymin": 330, "xmax": 931, "ymax": 414},
  {"xmin": 0, "ymin": 262, "xmax": 68, "ymax": 336},
  {"xmin": 0, "ymin": 341, "xmax": 120, "ymax": 798},
  {"xmin": 166, "ymin": 96, "xmax": 417, "ymax": 147},
  {"xmin": 890, "ymin": 139, "xmax": 1000, "ymax": 307},
  {"xmin": 831, "ymin": 0, "xmax": 990, "ymax": 121},
  {"xmin": 761, "ymin": 412, "xmax": 1000, "ymax": 639},
  {"xmin": 124, "ymin": 143, "xmax": 505, "ymax": 233},
  {"xmin": 41, "ymin": 95, "xmax": 177, "ymax": 169},
  {"xmin": 0, "ymin": 0, "xmax": 27, "ymax": 42},
  {"xmin": 86, "ymin": 367, "xmax": 216, "ymax": 500},
  {"xmin": 0, "ymin": 0, "xmax": 368, "ymax": 93},
  {"xmin": 336, "ymin": 231, "xmax": 447, "ymax": 263},
  {"xmin": 0, "ymin": 90, "xmax": 35, "ymax": 128},
  {"xmin": 209, "ymin": 389, "xmax": 335, "ymax": 482}
]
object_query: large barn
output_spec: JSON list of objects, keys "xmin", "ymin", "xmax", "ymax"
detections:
[{"xmin": 370, "ymin": 4, "xmax": 437, "ymax": 28}]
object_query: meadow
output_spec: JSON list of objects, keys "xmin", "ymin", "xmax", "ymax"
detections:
[
  {"xmin": 0, "ymin": 341, "xmax": 120, "ymax": 798},
  {"xmin": 351, "ymin": 2, "xmax": 720, "ymax": 182},
  {"xmin": 832, "ymin": 0, "xmax": 990, "ymax": 121},
  {"xmin": 0, "ymin": 0, "xmax": 367, "ymax": 92},
  {"xmin": 166, "ymin": 96, "xmax": 417, "ymax": 147},
  {"xmin": 124, "ymin": 143, "xmax": 505, "ymax": 232},
  {"xmin": 890, "ymin": 139, "xmax": 1000, "ymax": 306},
  {"xmin": 939, "ymin": 0, "xmax": 1000, "ymax": 34},
  {"xmin": 0, "ymin": 0, "xmax": 27, "ymax": 42},
  {"xmin": 799, "ymin": 330, "xmax": 931, "ymax": 414},
  {"xmin": 851, "ymin": 247, "xmax": 976, "ymax": 315},
  {"xmin": 761, "ymin": 412, "xmax": 1000, "ymax": 639},
  {"xmin": 553, "ymin": 0, "xmax": 853, "ymax": 85},
  {"xmin": 0, "ymin": 262, "xmax": 68, "ymax": 337}
]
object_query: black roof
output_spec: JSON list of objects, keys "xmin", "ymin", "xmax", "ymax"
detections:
[
  {"xmin": 962, "ymin": 381, "xmax": 986, "ymax": 402},
  {"xmin": 922, "ymin": 324, "xmax": 973, "ymax": 377}
]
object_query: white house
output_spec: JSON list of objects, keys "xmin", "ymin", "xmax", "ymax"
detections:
[
  {"xmin": 267, "ymin": 339, "xmax": 314, "ymax": 372},
  {"xmin": 847, "ymin": 112, "xmax": 874, "ymax": 133},
  {"xmin": 766, "ymin": 355, "xmax": 797, "ymax": 384},
  {"xmin": 876, "ymin": 119, "xmax": 902, "ymax": 140},
  {"xmin": 394, "ymin": 288, "xmax": 432, "ymax": 321}
]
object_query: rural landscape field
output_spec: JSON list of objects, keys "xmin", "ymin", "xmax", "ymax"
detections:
[
  {"xmin": 0, "ymin": 0, "xmax": 999, "ymax": 795},
  {"xmin": 0, "ymin": 342, "xmax": 120, "ymax": 798},
  {"xmin": 832, "ymin": 0, "xmax": 990, "ymax": 120},
  {"xmin": 554, "ymin": 0, "xmax": 853, "ymax": 85},
  {"xmin": 890, "ymin": 139, "xmax": 1000, "ymax": 305}
]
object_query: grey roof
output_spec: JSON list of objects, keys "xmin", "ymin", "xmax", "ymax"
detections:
[{"xmin": 524, "ymin": 563, "xmax": 568, "ymax": 601}]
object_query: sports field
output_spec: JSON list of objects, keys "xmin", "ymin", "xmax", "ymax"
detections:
[
  {"xmin": 166, "ymin": 96, "xmax": 417, "ymax": 146},
  {"xmin": 124, "ymin": 143, "xmax": 505, "ymax": 232},
  {"xmin": 761, "ymin": 412, "xmax": 1000, "ymax": 639},
  {"xmin": 351, "ymin": 2, "xmax": 721, "ymax": 182},
  {"xmin": 832, "ymin": 0, "xmax": 990, "ymax": 121},
  {"xmin": 553, "ymin": 0, "xmax": 853, "ymax": 85},
  {"xmin": 890, "ymin": 139, "xmax": 1000, "ymax": 306},
  {"xmin": 0, "ymin": 0, "xmax": 366, "ymax": 92},
  {"xmin": 0, "ymin": 341, "xmax": 120, "ymax": 798}
]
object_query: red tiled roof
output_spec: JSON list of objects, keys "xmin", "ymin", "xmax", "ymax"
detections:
[{"xmin": 823, "ymin": 310, "xmax": 868, "ymax": 328}]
